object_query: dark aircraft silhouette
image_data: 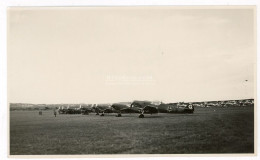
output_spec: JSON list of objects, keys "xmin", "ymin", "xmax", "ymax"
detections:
[
  {"xmin": 111, "ymin": 101, "xmax": 159, "ymax": 118},
  {"xmin": 58, "ymin": 105, "xmax": 81, "ymax": 114},
  {"xmin": 79, "ymin": 104, "xmax": 93, "ymax": 115},
  {"xmin": 112, "ymin": 100, "xmax": 194, "ymax": 118},
  {"xmin": 158, "ymin": 102, "xmax": 194, "ymax": 114},
  {"xmin": 111, "ymin": 103, "xmax": 139, "ymax": 117},
  {"xmin": 93, "ymin": 104, "xmax": 113, "ymax": 116},
  {"xmin": 130, "ymin": 100, "xmax": 159, "ymax": 118}
]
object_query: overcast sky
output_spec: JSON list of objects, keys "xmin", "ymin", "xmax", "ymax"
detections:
[{"xmin": 8, "ymin": 7, "xmax": 255, "ymax": 104}]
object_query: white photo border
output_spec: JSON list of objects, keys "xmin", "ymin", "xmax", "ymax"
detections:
[{"xmin": 1, "ymin": 0, "xmax": 259, "ymax": 160}]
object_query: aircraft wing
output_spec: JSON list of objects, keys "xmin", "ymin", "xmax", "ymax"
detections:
[
  {"xmin": 143, "ymin": 105, "xmax": 158, "ymax": 113},
  {"xmin": 95, "ymin": 106, "xmax": 112, "ymax": 113},
  {"xmin": 120, "ymin": 107, "xmax": 140, "ymax": 113},
  {"xmin": 111, "ymin": 103, "xmax": 140, "ymax": 113}
]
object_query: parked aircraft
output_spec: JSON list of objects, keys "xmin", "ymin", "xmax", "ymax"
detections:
[
  {"xmin": 58, "ymin": 105, "xmax": 81, "ymax": 114},
  {"xmin": 58, "ymin": 106, "xmax": 68, "ymax": 114},
  {"xmin": 130, "ymin": 100, "xmax": 159, "ymax": 118},
  {"xmin": 79, "ymin": 104, "xmax": 93, "ymax": 115},
  {"xmin": 58, "ymin": 100, "xmax": 194, "ymax": 117},
  {"xmin": 93, "ymin": 104, "xmax": 113, "ymax": 116},
  {"xmin": 167, "ymin": 102, "xmax": 194, "ymax": 113},
  {"xmin": 111, "ymin": 101, "xmax": 195, "ymax": 118},
  {"xmin": 111, "ymin": 103, "xmax": 139, "ymax": 117}
]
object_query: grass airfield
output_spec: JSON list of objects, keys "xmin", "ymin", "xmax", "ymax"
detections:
[{"xmin": 10, "ymin": 106, "xmax": 254, "ymax": 155}]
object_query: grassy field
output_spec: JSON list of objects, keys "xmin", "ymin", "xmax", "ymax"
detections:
[{"xmin": 10, "ymin": 106, "xmax": 254, "ymax": 155}]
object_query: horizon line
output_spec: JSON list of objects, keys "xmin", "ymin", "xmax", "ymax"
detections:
[{"xmin": 9, "ymin": 98, "xmax": 254, "ymax": 105}]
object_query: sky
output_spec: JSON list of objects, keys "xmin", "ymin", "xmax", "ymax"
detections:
[{"xmin": 8, "ymin": 7, "xmax": 255, "ymax": 104}]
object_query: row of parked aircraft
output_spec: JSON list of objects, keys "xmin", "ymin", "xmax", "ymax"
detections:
[
  {"xmin": 192, "ymin": 99, "xmax": 254, "ymax": 108},
  {"xmin": 57, "ymin": 100, "xmax": 195, "ymax": 118}
]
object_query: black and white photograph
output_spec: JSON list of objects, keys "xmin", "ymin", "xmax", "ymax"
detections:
[{"xmin": 6, "ymin": 6, "xmax": 256, "ymax": 157}]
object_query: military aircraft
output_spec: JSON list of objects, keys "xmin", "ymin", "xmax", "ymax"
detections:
[
  {"xmin": 58, "ymin": 105, "xmax": 82, "ymax": 114},
  {"xmin": 58, "ymin": 100, "xmax": 194, "ymax": 117},
  {"xmin": 111, "ymin": 103, "xmax": 139, "ymax": 117},
  {"xmin": 164, "ymin": 102, "xmax": 194, "ymax": 113},
  {"xmin": 132, "ymin": 101, "xmax": 194, "ymax": 116},
  {"xmin": 66, "ymin": 106, "xmax": 81, "ymax": 114},
  {"xmin": 130, "ymin": 100, "xmax": 159, "ymax": 118},
  {"xmin": 58, "ymin": 106, "xmax": 68, "ymax": 114},
  {"xmin": 157, "ymin": 103, "xmax": 174, "ymax": 113},
  {"xmin": 111, "ymin": 100, "xmax": 195, "ymax": 118},
  {"xmin": 93, "ymin": 104, "xmax": 113, "ymax": 116},
  {"xmin": 79, "ymin": 104, "xmax": 93, "ymax": 115}
]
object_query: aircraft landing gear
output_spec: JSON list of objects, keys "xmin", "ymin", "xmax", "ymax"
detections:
[
  {"xmin": 100, "ymin": 112, "xmax": 105, "ymax": 116},
  {"xmin": 139, "ymin": 114, "xmax": 144, "ymax": 118},
  {"xmin": 96, "ymin": 112, "xmax": 99, "ymax": 115},
  {"xmin": 116, "ymin": 113, "xmax": 122, "ymax": 117},
  {"xmin": 139, "ymin": 110, "xmax": 145, "ymax": 118}
]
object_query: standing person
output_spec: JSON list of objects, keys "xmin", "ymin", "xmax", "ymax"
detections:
[{"xmin": 54, "ymin": 110, "xmax": 57, "ymax": 117}]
